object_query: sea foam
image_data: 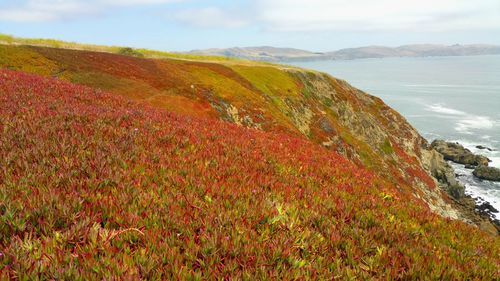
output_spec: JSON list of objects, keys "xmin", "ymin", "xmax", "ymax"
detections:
[
  {"xmin": 451, "ymin": 162, "xmax": 500, "ymax": 221},
  {"xmin": 426, "ymin": 104, "xmax": 498, "ymax": 134},
  {"xmin": 426, "ymin": 104, "xmax": 466, "ymax": 115},
  {"xmin": 456, "ymin": 116, "xmax": 495, "ymax": 133}
]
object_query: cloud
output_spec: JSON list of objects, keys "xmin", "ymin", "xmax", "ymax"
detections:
[
  {"xmin": 2, "ymin": 0, "xmax": 499, "ymax": 32},
  {"xmin": 103, "ymin": 0, "xmax": 181, "ymax": 6},
  {"xmin": 0, "ymin": 0, "xmax": 182, "ymax": 22},
  {"xmin": 173, "ymin": 7, "xmax": 249, "ymax": 28},
  {"xmin": 0, "ymin": 1, "xmax": 96, "ymax": 22},
  {"xmin": 255, "ymin": 0, "xmax": 500, "ymax": 32},
  {"xmin": 170, "ymin": 0, "xmax": 500, "ymax": 32}
]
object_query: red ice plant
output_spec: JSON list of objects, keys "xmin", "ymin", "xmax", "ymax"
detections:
[{"xmin": 0, "ymin": 70, "xmax": 498, "ymax": 280}]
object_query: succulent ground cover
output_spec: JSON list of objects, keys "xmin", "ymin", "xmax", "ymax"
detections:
[
  {"xmin": 0, "ymin": 44, "xmax": 438, "ymax": 199},
  {"xmin": 0, "ymin": 70, "xmax": 498, "ymax": 279}
]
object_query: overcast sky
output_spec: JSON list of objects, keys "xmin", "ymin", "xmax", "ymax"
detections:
[{"xmin": 1, "ymin": 0, "xmax": 499, "ymax": 51}]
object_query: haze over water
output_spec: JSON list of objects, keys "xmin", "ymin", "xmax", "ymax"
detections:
[{"xmin": 292, "ymin": 55, "xmax": 500, "ymax": 218}]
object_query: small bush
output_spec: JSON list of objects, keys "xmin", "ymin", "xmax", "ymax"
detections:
[{"xmin": 117, "ymin": 47, "xmax": 144, "ymax": 58}]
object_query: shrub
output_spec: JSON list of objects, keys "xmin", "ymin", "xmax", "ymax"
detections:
[{"xmin": 117, "ymin": 47, "xmax": 144, "ymax": 58}]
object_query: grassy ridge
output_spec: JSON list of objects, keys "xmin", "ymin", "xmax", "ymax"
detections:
[
  {"xmin": 0, "ymin": 70, "xmax": 499, "ymax": 279},
  {"xmin": 0, "ymin": 33, "xmax": 239, "ymax": 63}
]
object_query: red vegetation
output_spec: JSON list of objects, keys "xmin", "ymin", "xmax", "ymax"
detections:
[
  {"xmin": 1, "ymin": 44, "xmax": 444, "ymax": 198},
  {"xmin": 0, "ymin": 70, "xmax": 498, "ymax": 279}
]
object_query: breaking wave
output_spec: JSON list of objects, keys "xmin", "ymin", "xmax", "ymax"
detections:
[{"xmin": 426, "ymin": 103, "xmax": 499, "ymax": 134}]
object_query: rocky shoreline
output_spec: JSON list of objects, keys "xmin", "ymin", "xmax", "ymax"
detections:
[
  {"xmin": 430, "ymin": 140, "xmax": 500, "ymax": 234},
  {"xmin": 431, "ymin": 140, "xmax": 500, "ymax": 182},
  {"xmin": 473, "ymin": 166, "xmax": 500, "ymax": 182}
]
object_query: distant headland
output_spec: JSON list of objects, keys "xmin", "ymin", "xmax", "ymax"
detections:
[{"xmin": 188, "ymin": 44, "xmax": 500, "ymax": 62}]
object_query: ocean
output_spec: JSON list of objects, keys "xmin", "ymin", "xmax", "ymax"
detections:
[{"xmin": 291, "ymin": 55, "xmax": 500, "ymax": 219}]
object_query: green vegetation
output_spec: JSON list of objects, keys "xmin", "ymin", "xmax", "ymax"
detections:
[
  {"xmin": 231, "ymin": 65, "xmax": 299, "ymax": 97},
  {"xmin": 117, "ymin": 47, "xmax": 145, "ymax": 58},
  {"xmin": 380, "ymin": 139, "xmax": 394, "ymax": 155},
  {"xmin": 0, "ymin": 45, "xmax": 58, "ymax": 76},
  {"xmin": 0, "ymin": 33, "xmax": 240, "ymax": 63}
]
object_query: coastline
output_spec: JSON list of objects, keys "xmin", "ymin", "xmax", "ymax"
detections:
[
  {"xmin": 431, "ymin": 140, "xmax": 500, "ymax": 233},
  {"xmin": 451, "ymin": 161, "xmax": 500, "ymax": 223}
]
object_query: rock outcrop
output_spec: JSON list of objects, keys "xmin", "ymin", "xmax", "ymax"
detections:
[
  {"xmin": 431, "ymin": 140, "xmax": 490, "ymax": 167},
  {"xmin": 431, "ymin": 140, "xmax": 500, "ymax": 183},
  {"xmin": 476, "ymin": 145, "xmax": 494, "ymax": 151},
  {"xmin": 476, "ymin": 201, "xmax": 499, "ymax": 218},
  {"xmin": 427, "ymin": 140, "xmax": 499, "ymax": 234},
  {"xmin": 420, "ymin": 149, "xmax": 465, "ymax": 199},
  {"xmin": 473, "ymin": 166, "xmax": 500, "ymax": 182}
]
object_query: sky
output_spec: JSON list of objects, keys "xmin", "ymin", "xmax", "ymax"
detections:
[{"xmin": 0, "ymin": 0, "xmax": 499, "ymax": 52}]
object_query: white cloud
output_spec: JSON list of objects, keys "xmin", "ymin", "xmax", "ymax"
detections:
[
  {"xmin": 256, "ymin": 0, "xmax": 500, "ymax": 32},
  {"xmin": 0, "ymin": 0, "xmax": 182, "ymax": 22},
  {"xmin": 103, "ymin": 0, "xmax": 180, "ymax": 6},
  {"xmin": 173, "ymin": 7, "xmax": 248, "ymax": 28},
  {"xmin": 2, "ymin": 0, "xmax": 499, "ymax": 32},
  {"xmin": 171, "ymin": 0, "xmax": 500, "ymax": 32}
]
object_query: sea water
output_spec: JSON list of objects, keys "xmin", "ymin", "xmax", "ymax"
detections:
[{"xmin": 291, "ymin": 55, "xmax": 500, "ymax": 219}]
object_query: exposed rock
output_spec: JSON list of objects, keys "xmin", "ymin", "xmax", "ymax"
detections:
[
  {"xmin": 421, "ymin": 149, "xmax": 465, "ymax": 199},
  {"xmin": 447, "ymin": 184, "xmax": 466, "ymax": 200},
  {"xmin": 209, "ymin": 99, "xmax": 262, "ymax": 130},
  {"xmin": 431, "ymin": 140, "xmax": 490, "ymax": 166},
  {"xmin": 476, "ymin": 145, "xmax": 494, "ymax": 151},
  {"xmin": 476, "ymin": 201, "xmax": 499, "ymax": 214},
  {"xmin": 464, "ymin": 164, "xmax": 476, "ymax": 169},
  {"xmin": 454, "ymin": 197, "xmax": 500, "ymax": 235},
  {"xmin": 473, "ymin": 166, "xmax": 500, "ymax": 182},
  {"xmin": 318, "ymin": 117, "xmax": 335, "ymax": 134},
  {"xmin": 426, "ymin": 140, "xmax": 500, "ymax": 233},
  {"xmin": 292, "ymin": 106, "xmax": 314, "ymax": 136},
  {"xmin": 322, "ymin": 138, "xmax": 336, "ymax": 148}
]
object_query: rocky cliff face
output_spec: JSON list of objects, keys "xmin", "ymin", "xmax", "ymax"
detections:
[
  {"xmin": 0, "ymin": 44, "xmax": 495, "ymax": 233},
  {"xmin": 287, "ymin": 71, "xmax": 481, "ymax": 226}
]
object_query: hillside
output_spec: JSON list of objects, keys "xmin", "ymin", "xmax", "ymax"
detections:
[
  {"xmin": 189, "ymin": 44, "xmax": 500, "ymax": 62},
  {"xmin": 1, "ymin": 69, "xmax": 499, "ymax": 279},
  {"xmin": 0, "ymin": 34, "xmax": 233, "ymax": 63},
  {"xmin": 326, "ymin": 44, "xmax": 500, "ymax": 60},
  {"xmin": 2, "ymin": 42, "xmax": 499, "ymax": 232}
]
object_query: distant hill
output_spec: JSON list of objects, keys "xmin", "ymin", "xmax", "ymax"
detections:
[
  {"xmin": 188, "ymin": 46, "xmax": 324, "ymax": 61},
  {"xmin": 327, "ymin": 44, "xmax": 500, "ymax": 60},
  {"xmin": 189, "ymin": 44, "xmax": 500, "ymax": 62}
]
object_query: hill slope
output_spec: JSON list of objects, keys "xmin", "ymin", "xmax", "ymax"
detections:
[
  {"xmin": 1, "ymin": 43, "xmax": 497, "ymax": 232},
  {"xmin": 1, "ymin": 70, "xmax": 499, "ymax": 279},
  {"xmin": 326, "ymin": 44, "xmax": 500, "ymax": 60}
]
